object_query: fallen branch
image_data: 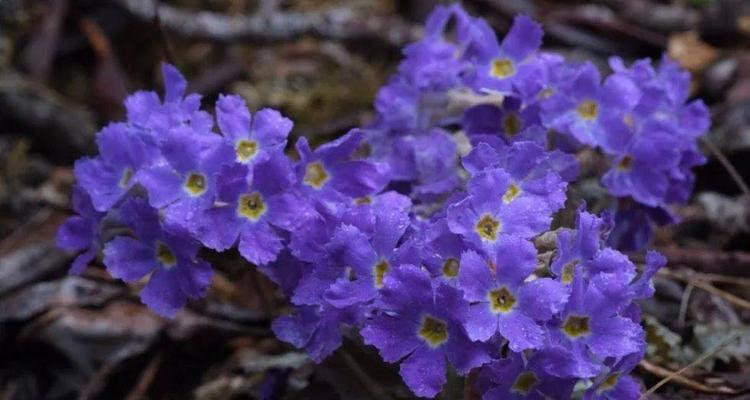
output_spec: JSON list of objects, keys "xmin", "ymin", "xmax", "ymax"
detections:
[
  {"xmin": 118, "ymin": 0, "xmax": 420, "ymax": 46},
  {"xmin": 639, "ymin": 332, "xmax": 741, "ymax": 398}
]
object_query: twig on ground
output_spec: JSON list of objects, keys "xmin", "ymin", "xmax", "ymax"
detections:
[
  {"xmin": 641, "ymin": 247, "xmax": 750, "ymax": 277},
  {"xmin": 118, "ymin": 0, "xmax": 420, "ymax": 47},
  {"xmin": 125, "ymin": 351, "xmax": 163, "ymax": 400},
  {"xmin": 702, "ymin": 136, "xmax": 750, "ymax": 197},
  {"xmin": 639, "ymin": 332, "xmax": 741, "ymax": 398},
  {"xmin": 638, "ymin": 359, "xmax": 738, "ymax": 396},
  {"xmin": 660, "ymin": 269, "xmax": 750, "ymax": 311}
]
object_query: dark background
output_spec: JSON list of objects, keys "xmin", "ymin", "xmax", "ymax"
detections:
[{"xmin": 1, "ymin": 0, "xmax": 749, "ymax": 399}]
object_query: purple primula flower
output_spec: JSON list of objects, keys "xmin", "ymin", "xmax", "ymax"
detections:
[
  {"xmin": 462, "ymin": 141, "xmax": 569, "ymax": 212},
  {"xmin": 128, "ymin": 63, "xmax": 213, "ymax": 135},
  {"xmin": 216, "ymin": 95, "xmax": 292, "ymax": 168},
  {"xmin": 606, "ymin": 200, "xmax": 675, "ymax": 251},
  {"xmin": 602, "ymin": 120, "xmax": 682, "ymax": 207},
  {"xmin": 463, "ymin": 97, "xmax": 544, "ymax": 146},
  {"xmin": 361, "ymin": 264, "xmax": 491, "ymax": 398},
  {"xmin": 191, "ymin": 152, "xmax": 310, "ymax": 265},
  {"xmin": 459, "ymin": 236, "xmax": 568, "ymax": 351},
  {"xmin": 472, "ymin": 15, "xmax": 544, "ymax": 95},
  {"xmin": 584, "ymin": 354, "xmax": 644, "ymax": 400},
  {"xmin": 420, "ymin": 218, "xmax": 466, "ymax": 281},
  {"xmin": 137, "ymin": 126, "xmax": 234, "ymax": 230},
  {"xmin": 74, "ymin": 122, "xmax": 157, "ymax": 211},
  {"xmin": 57, "ymin": 186, "xmax": 105, "ymax": 275},
  {"xmin": 102, "ymin": 198, "xmax": 212, "ymax": 318},
  {"xmin": 629, "ymin": 250, "xmax": 667, "ymax": 299},
  {"xmin": 272, "ymin": 303, "xmax": 360, "ymax": 363},
  {"xmin": 475, "ymin": 351, "xmax": 576, "ymax": 400},
  {"xmin": 410, "ymin": 129, "xmax": 461, "ymax": 200},
  {"xmin": 551, "ymin": 206, "xmax": 613, "ymax": 284},
  {"xmin": 542, "ymin": 62, "xmax": 640, "ymax": 149},
  {"xmin": 295, "ymin": 129, "xmax": 390, "ymax": 204},
  {"xmin": 447, "ymin": 166, "xmax": 555, "ymax": 251},
  {"xmin": 340, "ymin": 190, "xmax": 412, "ymax": 236},
  {"xmin": 545, "ymin": 272, "xmax": 643, "ymax": 378}
]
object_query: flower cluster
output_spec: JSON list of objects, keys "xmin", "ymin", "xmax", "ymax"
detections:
[{"xmin": 58, "ymin": 4, "xmax": 708, "ymax": 399}]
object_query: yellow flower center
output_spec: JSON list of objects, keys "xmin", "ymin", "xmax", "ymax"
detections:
[
  {"xmin": 155, "ymin": 241, "xmax": 177, "ymax": 268},
  {"xmin": 597, "ymin": 373, "xmax": 620, "ymax": 393},
  {"xmin": 442, "ymin": 258, "xmax": 460, "ymax": 278},
  {"xmin": 491, "ymin": 58, "xmax": 516, "ymax": 79},
  {"xmin": 561, "ymin": 259, "xmax": 579, "ymax": 284},
  {"xmin": 502, "ymin": 184, "xmax": 521, "ymax": 204},
  {"xmin": 503, "ymin": 113, "xmax": 523, "ymax": 136},
  {"xmin": 235, "ymin": 139, "xmax": 258, "ymax": 162},
  {"xmin": 237, "ymin": 192, "xmax": 266, "ymax": 221},
  {"xmin": 184, "ymin": 172, "xmax": 208, "ymax": 196},
  {"xmin": 511, "ymin": 372, "xmax": 539, "ymax": 395},
  {"xmin": 119, "ymin": 168, "xmax": 133, "ymax": 189},
  {"xmin": 562, "ymin": 315, "xmax": 591, "ymax": 338},
  {"xmin": 354, "ymin": 196, "xmax": 372, "ymax": 205},
  {"xmin": 475, "ymin": 214, "xmax": 501, "ymax": 242},
  {"xmin": 617, "ymin": 155, "xmax": 633, "ymax": 171},
  {"xmin": 373, "ymin": 259, "xmax": 389, "ymax": 288},
  {"xmin": 540, "ymin": 88, "xmax": 554, "ymax": 99},
  {"xmin": 303, "ymin": 161, "xmax": 329, "ymax": 189},
  {"xmin": 577, "ymin": 100, "xmax": 598, "ymax": 120},
  {"xmin": 418, "ymin": 315, "xmax": 449, "ymax": 348},
  {"xmin": 489, "ymin": 287, "xmax": 516, "ymax": 313}
]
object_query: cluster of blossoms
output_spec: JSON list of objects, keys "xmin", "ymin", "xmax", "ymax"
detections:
[{"xmin": 58, "ymin": 5, "xmax": 708, "ymax": 399}]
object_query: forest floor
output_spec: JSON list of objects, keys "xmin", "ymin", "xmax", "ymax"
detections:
[{"xmin": 1, "ymin": 0, "xmax": 749, "ymax": 399}]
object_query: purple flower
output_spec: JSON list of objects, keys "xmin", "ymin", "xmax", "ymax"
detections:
[
  {"xmin": 542, "ymin": 62, "xmax": 640, "ymax": 148},
  {"xmin": 191, "ymin": 152, "xmax": 310, "ymax": 265},
  {"xmin": 462, "ymin": 97, "xmax": 544, "ymax": 146},
  {"xmin": 459, "ymin": 236, "xmax": 568, "ymax": 351},
  {"xmin": 447, "ymin": 166, "xmax": 556, "ymax": 251},
  {"xmin": 361, "ymin": 264, "xmax": 491, "ymax": 398},
  {"xmin": 545, "ymin": 272, "xmax": 643, "ymax": 378},
  {"xmin": 475, "ymin": 351, "xmax": 576, "ymax": 400},
  {"xmin": 472, "ymin": 15, "xmax": 544, "ymax": 95},
  {"xmin": 56, "ymin": 186, "xmax": 105, "ymax": 275},
  {"xmin": 607, "ymin": 200, "xmax": 676, "ymax": 251},
  {"xmin": 137, "ymin": 126, "xmax": 233, "ymax": 230},
  {"xmin": 420, "ymin": 218, "xmax": 466, "ymax": 281},
  {"xmin": 584, "ymin": 354, "xmax": 644, "ymax": 400},
  {"xmin": 216, "ymin": 94, "xmax": 292, "ymax": 167},
  {"xmin": 602, "ymin": 120, "xmax": 682, "ymax": 207},
  {"xmin": 551, "ymin": 206, "xmax": 613, "ymax": 284},
  {"xmin": 74, "ymin": 122, "xmax": 157, "ymax": 211},
  {"xmin": 102, "ymin": 198, "xmax": 212, "ymax": 318},
  {"xmin": 295, "ymin": 129, "xmax": 389, "ymax": 203},
  {"xmin": 463, "ymin": 141, "xmax": 569, "ymax": 211},
  {"xmin": 272, "ymin": 304, "xmax": 360, "ymax": 362},
  {"xmin": 126, "ymin": 63, "xmax": 213, "ymax": 135}
]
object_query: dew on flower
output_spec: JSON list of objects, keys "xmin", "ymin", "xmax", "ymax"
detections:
[{"xmin": 418, "ymin": 314, "xmax": 449, "ymax": 348}]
